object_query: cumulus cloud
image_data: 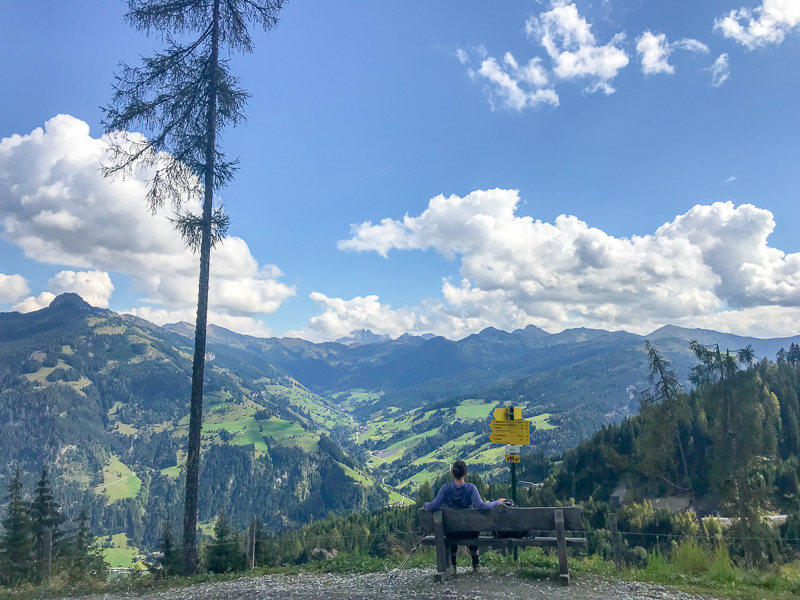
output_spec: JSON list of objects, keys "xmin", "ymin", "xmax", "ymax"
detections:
[
  {"xmin": 636, "ymin": 31, "xmax": 709, "ymax": 75},
  {"xmin": 0, "ymin": 115, "xmax": 295, "ymax": 332},
  {"xmin": 49, "ymin": 270, "xmax": 113, "ymax": 308},
  {"xmin": 0, "ymin": 273, "xmax": 30, "ymax": 302},
  {"xmin": 714, "ymin": 0, "xmax": 800, "ymax": 49},
  {"xmin": 462, "ymin": 1, "xmax": 630, "ymax": 110},
  {"xmin": 455, "ymin": 48, "xmax": 469, "ymax": 64},
  {"xmin": 12, "ymin": 292, "xmax": 55, "ymax": 313},
  {"xmin": 710, "ymin": 53, "xmax": 731, "ymax": 87},
  {"xmin": 299, "ymin": 293, "xmax": 430, "ymax": 341},
  {"xmin": 337, "ymin": 189, "xmax": 800, "ymax": 338},
  {"xmin": 637, "ymin": 31, "xmax": 673, "ymax": 75},
  {"xmin": 526, "ymin": 0, "xmax": 629, "ymax": 94}
]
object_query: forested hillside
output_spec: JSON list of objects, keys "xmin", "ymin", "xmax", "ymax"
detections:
[
  {"xmin": 555, "ymin": 344, "xmax": 800, "ymax": 519},
  {"xmin": 0, "ymin": 294, "xmax": 389, "ymax": 553}
]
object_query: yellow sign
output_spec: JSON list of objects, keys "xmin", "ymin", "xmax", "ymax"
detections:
[
  {"xmin": 493, "ymin": 407, "xmax": 522, "ymax": 421},
  {"xmin": 505, "ymin": 454, "xmax": 521, "ymax": 463},
  {"xmin": 489, "ymin": 420, "xmax": 530, "ymax": 445}
]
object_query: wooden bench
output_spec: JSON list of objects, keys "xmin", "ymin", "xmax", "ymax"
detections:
[{"xmin": 418, "ymin": 506, "xmax": 586, "ymax": 585}]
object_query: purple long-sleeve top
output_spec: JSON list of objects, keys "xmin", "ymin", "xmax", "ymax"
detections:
[{"xmin": 423, "ymin": 482, "xmax": 501, "ymax": 511}]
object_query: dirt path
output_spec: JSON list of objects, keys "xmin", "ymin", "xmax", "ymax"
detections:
[{"xmin": 80, "ymin": 568, "xmax": 711, "ymax": 600}]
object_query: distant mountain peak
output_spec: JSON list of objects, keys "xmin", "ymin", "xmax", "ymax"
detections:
[
  {"xmin": 335, "ymin": 329, "xmax": 392, "ymax": 346},
  {"xmin": 512, "ymin": 324, "xmax": 550, "ymax": 338},
  {"xmin": 49, "ymin": 293, "xmax": 93, "ymax": 312}
]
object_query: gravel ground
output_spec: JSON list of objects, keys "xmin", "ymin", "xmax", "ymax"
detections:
[{"xmin": 79, "ymin": 568, "xmax": 711, "ymax": 600}]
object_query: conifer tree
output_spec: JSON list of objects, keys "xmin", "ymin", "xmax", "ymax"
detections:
[
  {"xmin": 66, "ymin": 510, "xmax": 108, "ymax": 583},
  {"xmin": 30, "ymin": 468, "xmax": 65, "ymax": 581},
  {"xmin": 415, "ymin": 480, "xmax": 434, "ymax": 506},
  {"xmin": 103, "ymin": 0, "xmax": 286, "ymax": 574},
  {"xmin": 0, "ymin": 468, "xmax": 34, "ymax": 586},
  {"xmin": 205, "ymin": 512, "xmax": 243, "ymax": 573},
  {"xmin": 152, "ymin": 524, "xmax": 182, "ymax": 577},
  {"xmin": 638, "ymin": 340, "xmax": 707, "ymax": 541}
]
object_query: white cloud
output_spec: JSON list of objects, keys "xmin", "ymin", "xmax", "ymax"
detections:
[
  {"xmin": 337, "ymin": 189, "xmax": 800, "ymax": 338},
  {"xmin": 683, "ymin": 305, "xmax": 800, "ymax": 339},
  {"xmin": 637, "ymin": 31, "xmax": 674, "ymax": 75},
  {"xmin": 526, "ymin": 1, "xmax": 629, "ymax": 94},
  {"xmin": 714, "ymin": 0, "xmax": 800, "ymax": 49},
  {"xmin": 455, "ymin": 48, "xmax": 469, "ymax": 64},
  {"xmin": 672, "ymin": 38, "xmax": 710, "ymax": 54},
  {"xmin": 12, "ymin": 292, "xmax": 55, "ymax": 313},
  {"xmin": 470, "ymin": 55, "xmax": 559, "ymax": 112},
  {"xmin": 49, "ymin": 270, "xmax": 113, "ymax": 308},
  {"xmin": 0, "ymin": 273, "xmax": 29, "ymax": 302},
  {"xmin": 0, "ymin": 115, "xmax": 295, "ymax": 333},
  {"xmin": 298, "ymin": 293, "xmax": 430, "ymax": 341},
  {"xmin": 462, "ymin": 1, "xmax": 632, "ymax": 110},
  {"xmin": 725, "ymin": 176, "xmax": 737, "ymax": 183},
  {"xmin": 636, "ymin": 31, "xmax": 710, "ymax": 76},
  {"xmin": 710, "ymin": 53, "xmax": 731, "ymax": 87}
]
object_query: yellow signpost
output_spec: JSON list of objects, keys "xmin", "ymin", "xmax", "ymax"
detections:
[
  {"xmin": 491, "ymin": 406, "xmax": 529, "ymax": 560},
  {"xmin": 489, "ymin": 420, "xmax": 530, "ymax": 445},
  {"xmin": 493, "ymin": 407, "xmax": 522, "ymax": 421}
]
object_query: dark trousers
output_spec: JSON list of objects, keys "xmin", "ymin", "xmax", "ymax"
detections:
[{"xmin": 448, "ymin": 532, "xmax": 479, "ymax": 566}]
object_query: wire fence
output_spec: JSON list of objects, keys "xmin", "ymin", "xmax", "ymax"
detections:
[{"xmin": 4, "ymin": 521, "xmax": 799, "ymax": 574}]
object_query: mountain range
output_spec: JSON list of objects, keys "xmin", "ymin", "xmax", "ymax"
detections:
[{"xmin": 2, "ymin": 293, "xmax": 799, "ymax": 550}]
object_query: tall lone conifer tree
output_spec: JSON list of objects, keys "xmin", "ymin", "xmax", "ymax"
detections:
[{"xmin": 103, "ymin": 0, "xmax": 286, "ymax": 573}]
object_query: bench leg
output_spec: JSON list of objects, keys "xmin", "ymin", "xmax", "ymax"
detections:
[
  {"xmin": 433, "ymin": 511, "xmax": 453, "ymax": 583},
  {"xmin": 555, "ymin": 508, "xmax": 570, "ymax": 586}
]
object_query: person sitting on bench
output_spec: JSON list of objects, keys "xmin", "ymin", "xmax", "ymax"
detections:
[{"xmin": 423, "ymin": 460, "xmax": 505, "ymax": 571}]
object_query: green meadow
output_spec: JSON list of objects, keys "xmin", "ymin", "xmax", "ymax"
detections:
[{"xmin": 95, "ymin": 455, "xmax": 141, "ymax": 502}]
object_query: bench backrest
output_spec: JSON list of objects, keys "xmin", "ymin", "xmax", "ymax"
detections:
[{"xmin": 418, "ymin": 506, "xmax": 583, "ymax": 534}]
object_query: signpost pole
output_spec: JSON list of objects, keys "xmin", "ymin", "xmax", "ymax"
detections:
[{"xmin": 509, "ymin": 406, "xmax": 518, "ymax": 561}]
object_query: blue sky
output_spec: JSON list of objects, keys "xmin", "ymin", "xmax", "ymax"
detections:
[{"xmin": 1, "ymin": 0, "xmax": 799, "ymax": 341}]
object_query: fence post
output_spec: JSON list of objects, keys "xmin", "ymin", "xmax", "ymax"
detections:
[
  {"xmin": 246, "ymin": 521, "xmax": 257, "ymax": 570},
  {"xmin": 607, "ymin": 512, "xmax": 621, "ymax": 569},
  {"xmin": 43, "ymin": 527, "xmax": 53, "ymax": 581}
]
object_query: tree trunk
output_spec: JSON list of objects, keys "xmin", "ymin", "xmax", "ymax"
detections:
[{"xmin": 183, "ymin": 0, "xmax": 220, "ymax": 576}]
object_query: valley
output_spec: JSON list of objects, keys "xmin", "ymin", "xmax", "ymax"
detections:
[{"xmin": 2, "ymin": 293, "xmax": 800, "ymax": 563}]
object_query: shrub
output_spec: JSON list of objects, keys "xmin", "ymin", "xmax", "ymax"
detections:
[{"xmin": 671, "ymin": 539, "xmax": 712, "ymax": 575}]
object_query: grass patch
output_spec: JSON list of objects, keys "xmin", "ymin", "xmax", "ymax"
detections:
[
  {"xmin": 530, "ymin": 413, "xmax": 556, "ymax": 430},
  {"xmin": 102, "ymin": 533, "xmax": 144, "ymax": 569},
  {"xmin": 95, "ymin": 455, "xmax": 141, "ymax": 502},
  {"xmin": 387, "ymin": 489, "xmax": 414, "ymax": 505},
  {"xmin": 342, "ymin": 464, "xmax": 373, "ymax": 486},
  {"xmin": 25, "ymin": 359, "xmax": 70, "ymax": 383},
  {"xmin": 335, "ymin": 389, "xmax": 384, "ymax": 412},
  {"xmin": 412, "ymin": 432, "xmax": 477, "ymax": 467},
  {"xmin": 114, "ymin": 422, "xmax": 138, "ymax": 435},
  {"xmin": 468, "ymin": 443, "xmax": 506, "ymax": 465},
  {"xmin": 203, "ymin": 416, "xmax": 318, "ymax": 452},
  {"xmin": 198, "ymin": 521, "xmax": 215, "ymax": 537},
  {"xmin": 160, "ymin": 466, "xmax": 180, "ymax": 478},
  {"xmin": 455, "ymin": 399, "xmax": 499, "ymax": 420},
  {"xmin": 629, "ymin": 541, "xmax": 800, "ymax": 600},
  {"xmin": 95, "ymin": 325, "xmax": 126, "ymax": 335}
]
